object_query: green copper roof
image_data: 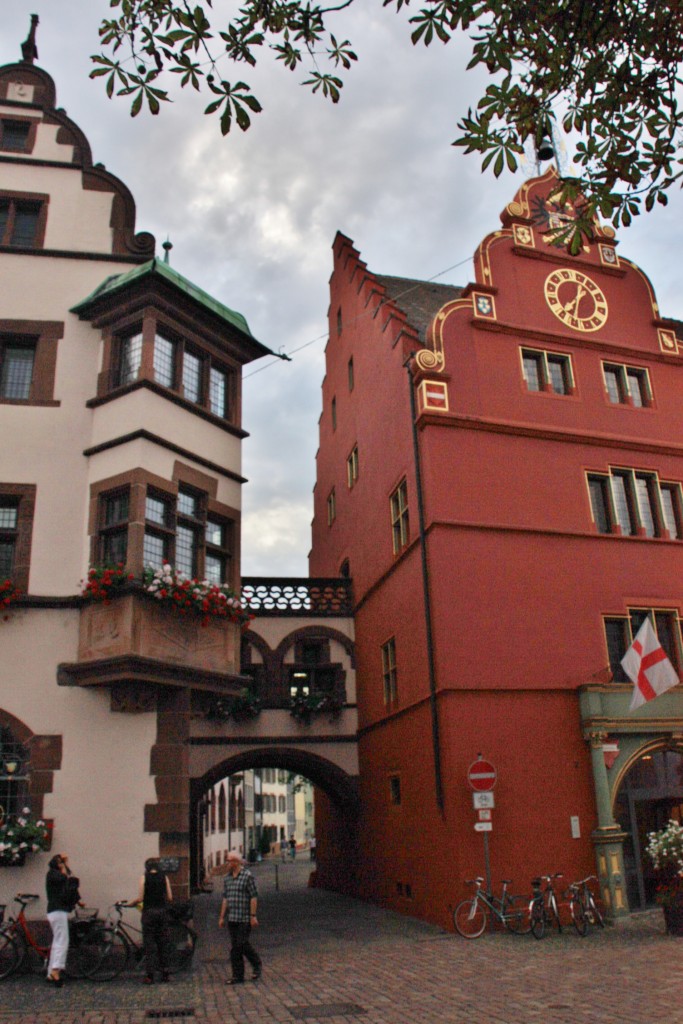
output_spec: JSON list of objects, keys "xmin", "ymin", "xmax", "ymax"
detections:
[{"xmin": 71, "ymin": 258, "xmax": 255, "ymax": 339}]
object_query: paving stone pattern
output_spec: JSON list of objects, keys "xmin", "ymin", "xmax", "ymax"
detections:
[{"xmin": 0, "ymin": 860, "xmax": 678, "ymax": 1024}]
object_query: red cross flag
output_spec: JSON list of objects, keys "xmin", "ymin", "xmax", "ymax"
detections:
[{"xmin": 621, "ymin": 617, "xmax": 679, "ymax": 711}]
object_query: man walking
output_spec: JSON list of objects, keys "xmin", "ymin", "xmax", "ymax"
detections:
[{"xmin": 218, "ymin": 850, "xmax": 262, "ymax": 985}]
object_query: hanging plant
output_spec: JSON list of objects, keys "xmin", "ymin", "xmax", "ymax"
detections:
[
  {"xmin": 142, "ymin": 564, "xmax": 252, "ymax": 628},
  {"xmin": 0, "ymin": 808, "xmax": 50, "ymax": 865},
  {"xmin": 81, "ymin": 564, "xmax": 134, "ymax": 603},
  {"xmin": 0, "ymin": 578, "xmax": 20, "ymax": 621},
  {"xmin": 208, "ymin": 688, "xmax": 261, "ymax": 723},
  {"xmin": 290, "ymin": 691, "xmax": 342, "ymax": 723}
]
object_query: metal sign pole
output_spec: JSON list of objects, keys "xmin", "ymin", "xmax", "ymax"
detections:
[{"xmin": 483, "ymin": 831, "xmax": 492, "ymax": 894}]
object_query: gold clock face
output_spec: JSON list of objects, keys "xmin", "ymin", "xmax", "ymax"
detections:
[{"xmin": 544, "ymin": 269, "xmax": 608, "ymax": 332}]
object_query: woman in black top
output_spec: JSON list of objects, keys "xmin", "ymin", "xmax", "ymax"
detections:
[
  {"xmin": 129, "ymin": 858, "xmax": 173, "ymax": 984},
  {"xmin": 45, "ymin": 852, "xmax": 79, "ymax": 986}
]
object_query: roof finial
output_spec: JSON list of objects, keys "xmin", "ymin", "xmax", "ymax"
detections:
[
  {"xmin": 162, "ymin": 238, "xmax": 173, "ymax": 265},
  {"xmin": 21, "ymin": 14, "xmax": 39, "ymax": 64}
]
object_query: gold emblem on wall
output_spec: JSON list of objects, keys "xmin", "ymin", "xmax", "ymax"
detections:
[{"xmin": 544, "ymin": 269, "xmax": 608, "ymax": 332}]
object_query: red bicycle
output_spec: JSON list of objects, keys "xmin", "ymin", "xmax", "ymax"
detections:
[{"xmin": 0, "ymin": 893, "xmax": 103, "ymax": 980}]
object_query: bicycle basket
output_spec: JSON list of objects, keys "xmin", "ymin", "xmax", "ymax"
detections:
[
  {"xmin": 168, "ymin": 899, "xmax": 193, "ymax": 922},
  {"xmin": 74, "ymin": 907, "xmax": 99, "ymax": 920}
]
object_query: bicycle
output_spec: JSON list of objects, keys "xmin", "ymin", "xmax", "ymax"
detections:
[
  {"xmin": 529, "ymin": 874, "xmax": 563, "ymax": 939},
  {"xmin": 0, "ymin": 894, "xmax": 104, "ymax": 980},
  {"xmin": 564, "ymin": 882, "xmax": 588, "ymax": 936},
  {"xmin": 573, "ymin": 875, "xmax": 605, "ymax": 929},
  {"xmin": 453, "ymin": 877, "xmax": 531, "ymax": 938},
  {"xmin": 89, "ymin": 901, "xmax": 196, "ymax": 980}
]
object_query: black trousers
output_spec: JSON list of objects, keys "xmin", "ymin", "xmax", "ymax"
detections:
[
  {"xmin": 228, "ymin": 921, "xmax": 261, "ymax": 980},
  {"xmin": 141, "ymin": 908, "xmax": 169, "ymax": 975}
]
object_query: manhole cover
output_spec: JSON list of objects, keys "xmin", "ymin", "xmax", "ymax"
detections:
[
  {"xmin": 289, "ymin": 1005, "xmax": 366, "ymax": 1020},
  {"xmin": 146, "ymin": 1010, "xmax": 195, "ymax": 1019}
]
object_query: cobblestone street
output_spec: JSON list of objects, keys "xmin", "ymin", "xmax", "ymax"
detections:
[{"xmin": 0, "ymin": 861, "xmax": 678, "ymax": 1024}]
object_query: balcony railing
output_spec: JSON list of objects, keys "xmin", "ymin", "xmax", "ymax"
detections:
[{"xmin": 241, "ymin": 578, "xmax": 353, "ymax": 617}]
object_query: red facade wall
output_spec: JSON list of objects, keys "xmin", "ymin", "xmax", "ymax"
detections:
[{"xmin": 310, "ymin": 169, "xmax": 683, "ymax": 927}]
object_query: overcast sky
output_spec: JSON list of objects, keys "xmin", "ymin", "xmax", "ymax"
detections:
[{"xmin": 4, "ymin": 2, "xmax": 683, "ymax": 577}]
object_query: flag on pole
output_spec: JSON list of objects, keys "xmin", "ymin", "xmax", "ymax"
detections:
[{"xmin": 621, "ymin": 617, "xmax": 679, "ymax": 711}]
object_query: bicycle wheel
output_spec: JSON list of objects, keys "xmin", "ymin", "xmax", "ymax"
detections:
[
  {"xmin": 548, "ymin": 893, "xmax": 562, "ymax": 932},
  {"xmin": 530, "ymin": 901, "xmax": 545, "ymax": 939},
  {"xmin": 165, "ymin": 920, "xmax": 196, "ymax": 973},
  {"xmin": 0, "ymin": 931, "xmax": 21, "ymax": 980},
  {"xmin": 453, "ymin": 898, "xmax": 487, "ymax": 939},
  {"xmin": 570, "ymin": 898, "xmax": 588, "ymax": 937},
  {"xmin": 87, "ymin": 927, "xmax": 130, "ymax": 981},
  {"xmin": 504, "ymin": 896, "xmax": 531, "ymax": 935},
  {"xmin": 65, "ymin": 923, "xmax": 112, "ymax": 979},
  {"xmin": 587, "ymin": 894, "xmax": 605, "ymax": 928}
]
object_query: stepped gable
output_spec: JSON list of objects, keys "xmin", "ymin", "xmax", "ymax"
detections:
[{"xmin": 0, "ymin": 59, "xmax": 154, "ymax": 259}]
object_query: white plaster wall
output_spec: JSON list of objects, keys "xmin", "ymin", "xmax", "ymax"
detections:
[{"xmin": 0, "ymin": 610, "xmax": 158, "ymax": 916}]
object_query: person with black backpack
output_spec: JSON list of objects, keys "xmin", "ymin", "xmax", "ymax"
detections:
[
  {"xmin": 129, "ymin": 858, "xmax": 173, "ymax": 984},
  {"xmin": 45, "ymin": 852, "xmax": 81, "ymax": 986}
]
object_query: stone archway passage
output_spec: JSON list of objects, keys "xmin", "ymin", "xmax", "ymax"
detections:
[
  {"xmin": 189, "ymin": 746, "xmax": 360, "ymax": 892},
  {"xmin": 614, "ymin": 748, "xmax": 683, "ymax": 909}
]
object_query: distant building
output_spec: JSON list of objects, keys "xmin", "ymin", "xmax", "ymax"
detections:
[{"xmin": 310, "ymin": 169, "xmax": 683, "ymax": 925}]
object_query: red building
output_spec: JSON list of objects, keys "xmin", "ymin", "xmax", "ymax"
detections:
[{"xmin": 310, "ymin": 169, "xmax": 683, "ymax": 928}]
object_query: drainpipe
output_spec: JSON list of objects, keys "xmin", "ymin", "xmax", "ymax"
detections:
[{"xmin": 406, "ymin": 358, "xmax": 444, "ymax": 812}]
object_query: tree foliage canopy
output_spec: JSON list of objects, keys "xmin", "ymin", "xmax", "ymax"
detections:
[{"xmin": 92, "ymin": 1, "xmax": 683, "ymax": 252}]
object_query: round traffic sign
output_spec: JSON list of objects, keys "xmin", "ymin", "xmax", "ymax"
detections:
[{"xmin": 467, "ymin": 757, "xmax": 497, "ymax": 792}]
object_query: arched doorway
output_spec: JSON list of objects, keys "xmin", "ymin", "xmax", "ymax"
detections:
[
  {"xmin": 190, "ymin": 746, "xmax": 360, "ymax": 892},
  {"xmin": 614, "ymin": 746, "xmax": 683, "ymax": 909}
]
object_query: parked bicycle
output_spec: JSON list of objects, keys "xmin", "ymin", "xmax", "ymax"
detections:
[
  {"xmin": 88, "ymin": 900, "xmax": 196, "ymax": 980},
  {"xmin": 573, "ymin": 875, "xmax": 605, "ymax": 929},
  {"xmin": 564, "ymin": 881, "xmax": 588, "ymax": 936},
  {"xmin": 529, "ymin": 873, "xmax": 563, "ymax": 939},
  {"xmin": 453, "ymin": 877, "xmax": 531, "ymax": 938},
  {"xmin": 0, "ymin": 894, "xmax": 103, "ymax": 980}
]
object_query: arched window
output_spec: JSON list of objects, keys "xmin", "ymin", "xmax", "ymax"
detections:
[
  {"xmin": 0, "ymin": 724, "xmax": 30, "ymax": 822},
  {"xmin": 218, "ymin": 783, "xmax": 226, "ymax": 832}
]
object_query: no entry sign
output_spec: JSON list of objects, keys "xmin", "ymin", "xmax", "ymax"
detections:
[{"xmin": 467, "ymin": 757, "xmax": 497, "ymax": 792}]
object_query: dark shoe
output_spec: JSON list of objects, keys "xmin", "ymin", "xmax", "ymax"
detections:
[
  {"xmin": 226, "ymin": 978, "xmax": 244, "ymax": 985},
  {"xmin": 252, "ymin": 970, "xmax": 262, "ymax": 981},
  {"xmin": 143, "ymin": 975, "xmax": 154, "ymax": 985},
  {"xmin": 46, "ymin": 975, "xmax": 64, "ymax": 988}
]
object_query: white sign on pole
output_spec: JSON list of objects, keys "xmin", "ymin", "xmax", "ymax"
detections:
[
  {"xmin": 473, "ymin": 791, "xmax": 495, "ymax": 810},
  {"xmin": 478, "ymin": 808, "xmax": 492, "ymax": 822},
  {"xmin": 474, "ymin": 822, "xmax": 493, "ymax": 832}
]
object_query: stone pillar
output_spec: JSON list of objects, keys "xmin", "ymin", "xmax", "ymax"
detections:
[
  {"xmin": 587, "ymin": 731, "xmax": 628, "ymax": 917},
  {"xmin": 146, "ymin": 687, "xmax": 192, "ymax": 898}
]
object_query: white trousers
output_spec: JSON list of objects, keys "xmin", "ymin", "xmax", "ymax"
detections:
[{"xmin": 47, "ymin": 910, "xmax": 69, "ymax": 973}]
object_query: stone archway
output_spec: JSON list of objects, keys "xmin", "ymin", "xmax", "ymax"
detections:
[
  {"xmin": 189, "ymin": 746, "xmax": 360, "ymax": 891},
  {"xmin": 613, "ymin": 743, "xmax": 683, "ymax": 909}
]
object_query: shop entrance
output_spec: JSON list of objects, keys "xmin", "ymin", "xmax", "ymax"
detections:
[{"xmin": 614, "ymin": 748, "xmax": 683, "ymax": 909}]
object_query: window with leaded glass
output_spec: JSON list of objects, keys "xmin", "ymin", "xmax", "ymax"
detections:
[
  {"xmin": 100, "ymin": 490, "xmax": 129, "ymax": 565},
  {"xmin": 603, "ymin": 362, "xmax": 651, "ymax": 407},
  {"xmin": 0, "ymin": 198, "xmax": 42, "ymax": 247},
  {"xmin": 0, "ymin": 726, "xmax": 30, "ymax": 821},
  {"xmin": 382, "ymin": 637, "xmax": 398, "ymax": 705},
  {"xmin": 390, "ymin": 481, "xmax": 409, "ymax": 553},
  {"xmin": 521, "ymin": 347, "xmax": 573, "ymax": 395},
  {"xmin": 209, "ymin": 366, "xmax": 228, "ymax": 417},
  {"xmin": 0, "ymin": 339, "xmax": 35, "ymax": 400},
  {"xmin": 183, "ymin": 349, "xmax": 202, "ymax": 403},
  {"xmin": 0, "ymin": 120, "xmax": 31, "ymax": 152},
  {"xmin": 117, "ymin": 332, "xmax": 143, "ymax": 386},
  {"xmin": 143, "ymin": 492, "xmax": 173, "ymax": 567},
  {"xmin": 587, "ymin": 475, "xmax": 612, "ymax": 534},
  {"xmin": 0, "ymin": 503, "xmax": 18, "ymax": 578},
  {"xmin": 153, "ymin": 333, "xmax": 176, "ymax": 388},
  {"xmin": 661, "ymin": 484, "xmax": 683, "ymax": 539}
]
